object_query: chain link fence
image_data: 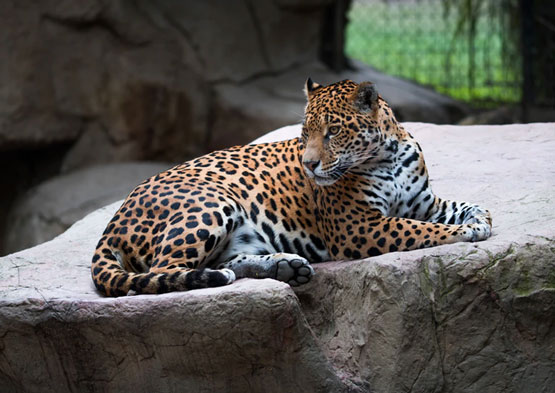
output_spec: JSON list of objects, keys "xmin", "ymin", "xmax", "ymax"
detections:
[{"xmin": 345, "ymin": 0, "xmax": 525, "ymax": 107}]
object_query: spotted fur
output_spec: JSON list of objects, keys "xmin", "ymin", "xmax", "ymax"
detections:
[{"xmin": 91, "ymin": 79, "xmax": 492, "ymax": 296}]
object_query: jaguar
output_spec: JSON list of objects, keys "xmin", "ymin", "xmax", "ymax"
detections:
[{"xmin": 91, "ymin": 79, "xmax": 492, "ymax": 296}]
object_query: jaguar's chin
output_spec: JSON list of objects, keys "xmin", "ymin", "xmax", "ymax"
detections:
[
  {"xmin": 304, "ymin": 169, "xmax": 337, "ymax": 186},
  {"xmin": 313, "ymin": 175, "xmax": 338, "ymax": 186}
]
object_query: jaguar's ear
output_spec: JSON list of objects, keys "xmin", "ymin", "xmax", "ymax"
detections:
[
  {"xmin": 304, "ymin": 77, "xmax": 322, "ymax": 100},
  {"xmin": 351, "ymin": 81, "xmax": 379, "ymax": 114}
]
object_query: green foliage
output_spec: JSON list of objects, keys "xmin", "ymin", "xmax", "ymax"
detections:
[{"xmin": 346, "ymin": 0, "xmax": 521, "ymax": 105}]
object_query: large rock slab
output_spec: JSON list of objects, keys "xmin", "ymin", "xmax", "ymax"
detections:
[{"xmin": 1, "ymin": 123, "xmax": 554, "ymax": 393}]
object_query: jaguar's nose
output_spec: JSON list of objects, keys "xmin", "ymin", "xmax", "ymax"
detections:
[{"xmin": 303, "ymin": 159, "xmax": 320, "ymax": 173}]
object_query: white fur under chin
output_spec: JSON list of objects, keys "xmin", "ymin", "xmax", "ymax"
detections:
[
  {"xmin": 313, "ymin": 176, "xmax": 337, "ymax": 186},
  {"xmin": 303, "ymin": 167, "xmax": 337, "ymax": 187}
]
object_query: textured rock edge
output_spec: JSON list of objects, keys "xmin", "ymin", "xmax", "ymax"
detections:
[
  {"xmin": 2, "ymin": 231, "xmax": 552, "ymax": 392},
  {"xmin": 0, "ymin": 278, "xmax": 361, "ymax": 393},
  {"xmin": 295, "ymin": 238, "xmax": 555, "ymax": 392}
]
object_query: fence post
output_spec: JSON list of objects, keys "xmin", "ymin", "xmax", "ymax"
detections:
[{"xmin": 320, "ymin": 0, "xmax": 352, "ymax": 72}]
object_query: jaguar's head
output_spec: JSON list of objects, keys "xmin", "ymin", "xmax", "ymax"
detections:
[{"xmin": 301, "ymin": 78, "xmax": 392, "ymax": 186}]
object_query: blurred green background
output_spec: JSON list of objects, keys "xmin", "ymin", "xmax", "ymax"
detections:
[{"xmin": 345, "ymin": 0, "xmax": 549, "ymax": 107}]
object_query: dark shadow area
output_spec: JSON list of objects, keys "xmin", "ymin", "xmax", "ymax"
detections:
[{"xmin": 0, "ymin": 144, "xmax": 71, "ymax": 254}]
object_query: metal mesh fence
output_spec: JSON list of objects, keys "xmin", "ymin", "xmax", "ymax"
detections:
[{"xmin": 345, "ymin": 0, "xmax": 522, "ymax": 106}]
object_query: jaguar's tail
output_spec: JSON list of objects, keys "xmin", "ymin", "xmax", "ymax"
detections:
[{"xmin": 90, "ymin": 246, "xmax": 235, "ymax": 297}]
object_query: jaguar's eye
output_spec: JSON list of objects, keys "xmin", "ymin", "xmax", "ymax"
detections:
[{"xmin": 327, "ymin": 126, "xmax": 341, "ymax": 137}]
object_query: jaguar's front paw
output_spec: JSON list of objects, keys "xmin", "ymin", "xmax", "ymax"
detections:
[
  {"xmin": 275, "ymin": 254, "xmax": 315, "ymax": 286},
  {"xmin": 220, "ymin": 268, "xmax": 237, "ymax": 284},
  {"xmin": 466, "ymin": 222, "xmax": 492, "ymax": 242},
  {"xmin": 465, "ymin": 206, "xmax": 492, "ymax": 227},
  {"xmin": 483, "ymin": 209, "xmax": 492, "ymax": 227}
]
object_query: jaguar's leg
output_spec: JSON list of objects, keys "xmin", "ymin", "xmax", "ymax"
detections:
[
  {"xmin": 218, "ymin": 253, "xmax": 315, "ymax": 286},
  {"xmin": 427, "ymin": 197, "xmax": 492, "ymax": 227},
  {"xmin": 325, "ymin": 213, "xmax": 492, "ymax": 260}
]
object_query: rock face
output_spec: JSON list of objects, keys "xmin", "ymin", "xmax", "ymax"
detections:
[
  {"xmin": 1, "ymin": 123, "xmax": 553, "ymax": 393},
  {"xmin": 2, "ymin": 162, "xmax": 172, "ymax": 255}
]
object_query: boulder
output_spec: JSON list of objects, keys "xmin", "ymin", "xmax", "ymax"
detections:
[
  {"xmin": 2, "ymin": 162, "xmax": 172, "ymax": 255},
  {"xmin": 1, "ymin": 123, "xmax": 553, "ymax": 393}
]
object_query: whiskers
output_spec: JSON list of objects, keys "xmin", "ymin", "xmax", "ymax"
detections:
[
  {"xmin": 327, "ymin": 161, "xmax": 351, "ymax": 180},
  {"xmin": 326, "ymin": 152, "xmax": 378, "ymax": 180},
  {"xmin": 291, "ymin": 110, "xmax": 305, "ymax": 123}
]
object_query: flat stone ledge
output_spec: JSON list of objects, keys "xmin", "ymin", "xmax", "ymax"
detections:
[{"xmin": 1, "ymin": 123, "xmax": 554, "ymax": 393}]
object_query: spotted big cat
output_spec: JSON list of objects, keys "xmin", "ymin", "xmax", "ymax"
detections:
[{"xmin": 91, "ymin": 79, "xmax": 492, "ymax": 296}]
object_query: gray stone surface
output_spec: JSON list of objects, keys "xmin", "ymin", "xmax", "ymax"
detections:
[
  {"xmin": 1, "ymin": 123, "xmax": 554, "ymax": 393},
  {"xmin": 2, "ymin": 162, "xmax": 171, "ymax": 255}
]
